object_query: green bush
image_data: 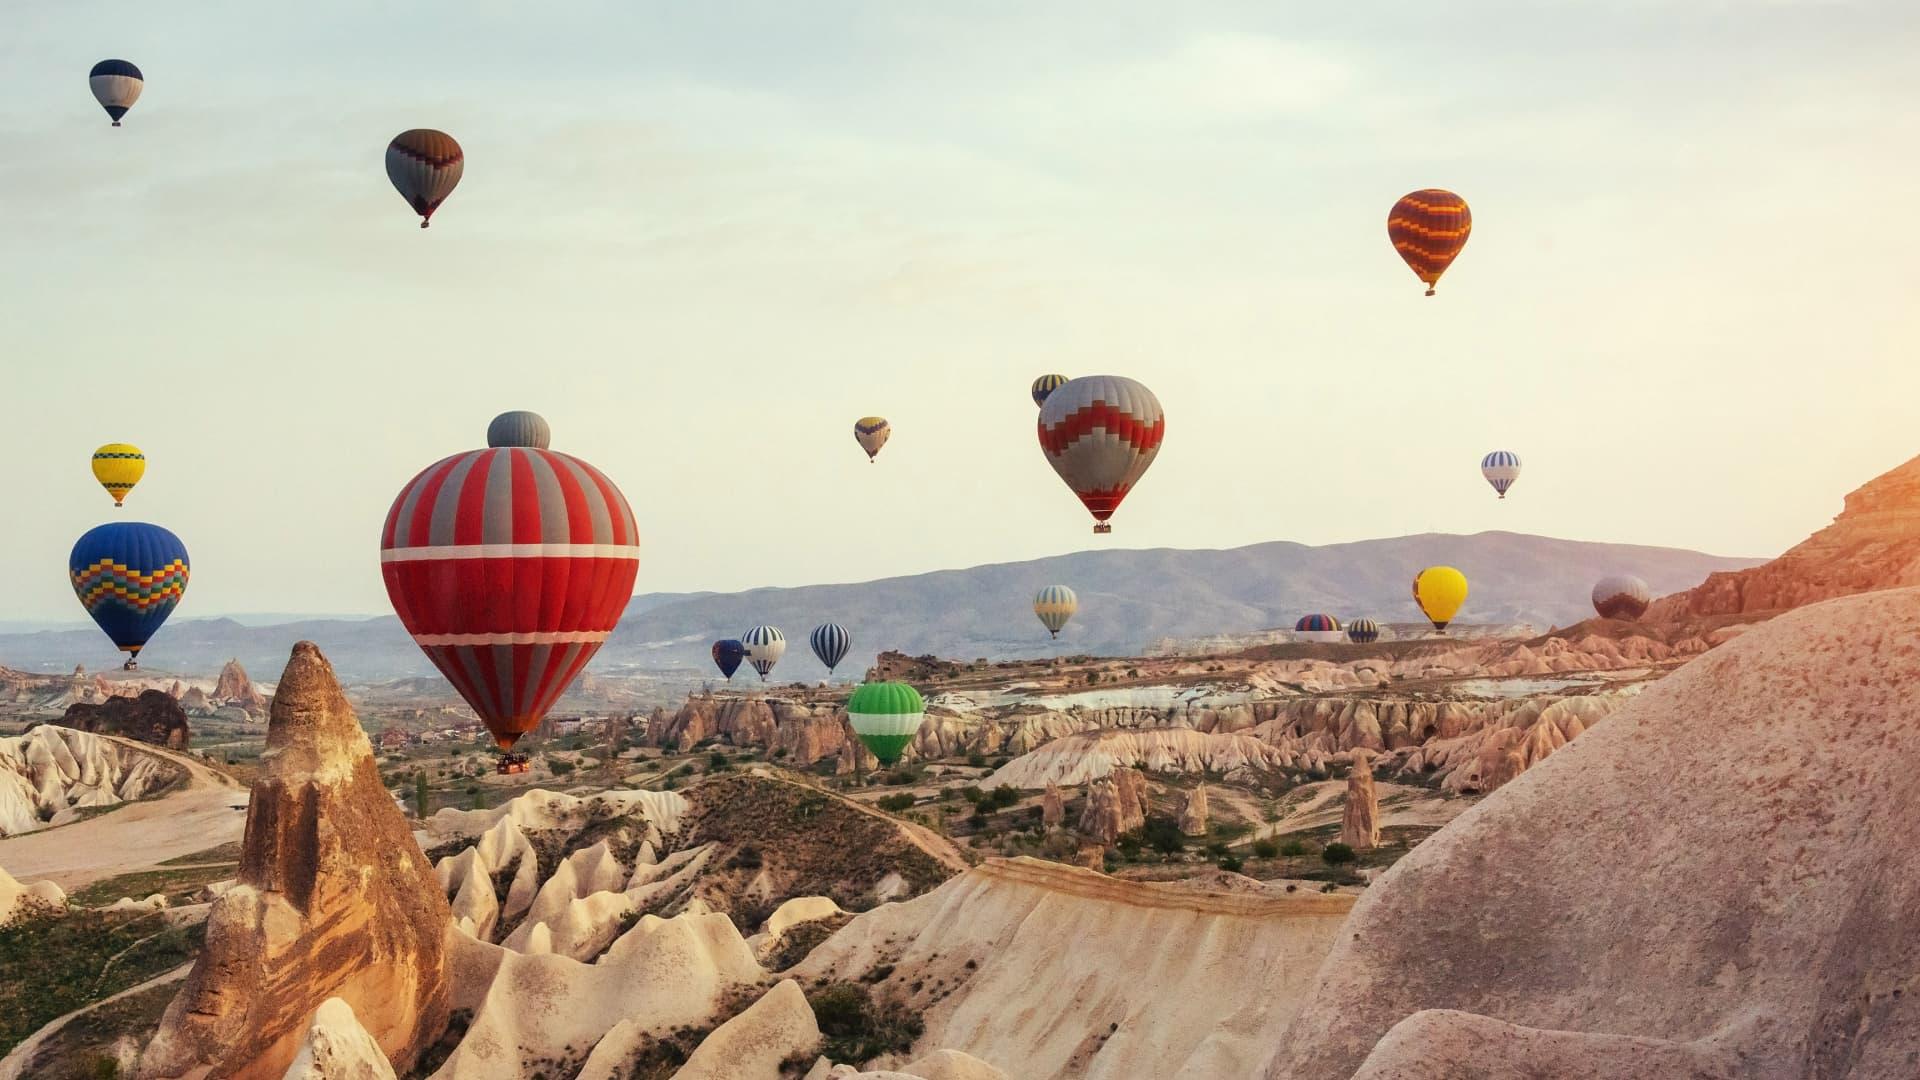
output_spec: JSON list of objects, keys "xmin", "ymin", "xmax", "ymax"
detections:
[
  {"xmin": 960, "ymin": 786, "xmax": 985, "ymax": 805},
  {"xmin": 807, "ymin": 982, "xmax": 924, "ymax": 1066},
  {"xmin": 1279, "ymin": 839, "xmax": 1308, "ymax": 857},
  {"xmin": 1218, "ymin": 855, "xmax": 1244, "ymax": 873},
  {"xmin": 709, "ymin": 751, "xmax": 732, "ymax": 771},
  {"xmin": 876, "ymin": 794, "xmax": 916, "ymax": 813},
  {"xmin": 985, "ymin": 785, "xmax": 1021, "ymax": 811},
  {"xmin": 1322, "ymin": 843, "xmax": 1357, "ymax": 866},
  {"xmin": 1142, "ymin": 817, "xmax": 1185, "ymax": 856},
  {"xmin": 1252, "ymin": 838, "xmax": 1280, "ymax": 859},
  {"xmin": 966, "ymin": 752, "xmax": 988, "ymax": 769},
  {"xmin": 549, "ymin": 760, "xmax": 575, "ymax": 777}
]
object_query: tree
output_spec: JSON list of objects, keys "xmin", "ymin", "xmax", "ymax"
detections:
[
  {"xmin": 413, "ymin": 773, "xmax": 430, "ymax": 818},
  {"xmin": 1252, "ymin": 838, "xmax": 1280, "ymax": 859},
  {"xmin": 1322, "ymin": 843, "xmax": 1357, "ymax": 866}
]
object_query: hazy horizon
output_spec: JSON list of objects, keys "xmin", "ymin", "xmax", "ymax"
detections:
[{"xmin": 5, "ymin": 1, "xmax": 1915, "ymax": 622}]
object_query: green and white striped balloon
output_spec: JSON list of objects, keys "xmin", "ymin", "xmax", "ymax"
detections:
[{"xmin": 845, "ymin": 681, "xmax": 925, "ymax": 765}]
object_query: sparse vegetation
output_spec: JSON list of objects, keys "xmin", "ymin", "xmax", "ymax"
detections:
[
  {"xmin": 806, "ymin": 982, "xmax": 925, "ymax": 1067},
  {"xmin": 875, "ymin": 793, "xmax": 916, "ymax": 813},
  {"xmin": 1321, "ymin": 843, "xmax": 1357, "ymax": 866},
  {"xmin": 0, "ymin": 908, "xmax": 205, "ymax": 1054},
  {"xmin": 1252, "ymin": 838, "xmax": 1280, "ymax": 859}
]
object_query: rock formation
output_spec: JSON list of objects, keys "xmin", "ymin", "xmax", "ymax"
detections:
[
  {"xmin": 1339, "ymin": 751, "xmax": 1379, "ymax": 850},
  {"xmin": 1648, "ymin": 451, "xmax": 1920, "ymax": 620},
  {"xmin": 214, "ymin": 657, "xmax": 268, "ymax": 715},
  {"xmin": 1179, "ymin": 783, "xmax": 1209, "ymax": 836},
  {"xmin": 280, "ymin": 999, "xmax": 396, "ymax": 1080},
  {"xmin": 1040, "ymin": 785, "xmax": 1064, "ymax": 829},
  {"xmin": 180, "ymin": 686, "xmax": 214, "ymax": 715},
  {"xmin": 51, "ymin": 689, "xmax": 191, "ymax": 750},
  {"xmin": 797, "ymin": 857, "xmax": 1353, "ymax": 1078},
  {"xmin": 0, "ymin": 725, "xmax": 194, "ymax": 837},
  {"xmin": 138, "ymin": 642, "xmax": 451, "ymax": 1080},
  {"xmin": 1077, "ymin": 767, "xmax": 1147, "ymax": 845},
  {"xmin": 0, "ymin": 861, "xmax": 67, "ymax": 924},
  {"xmin": 1269, "ymin": 588, "xmax": 1920, "ymax": 1079},
  {"xmin": 658, "ymin": 978, "xmax": 821, "ymax": 1080},
  {"xmin": 989, "ymin": 728, "xmax": 1292, "ymax": 788}
]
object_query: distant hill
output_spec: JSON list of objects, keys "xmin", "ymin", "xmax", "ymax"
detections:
[{"xmin": 0, "ymin": 532, "xmax": 1757, "ymax": 683}]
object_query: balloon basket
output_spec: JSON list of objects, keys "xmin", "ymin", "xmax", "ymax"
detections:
[
  {"xmin": 496, "ymin": 753, "xmax": 530, "ymax": 775},
  {"xmin": 1093, "ymin": 522, "xmax": 1112, "ymax": 534}
]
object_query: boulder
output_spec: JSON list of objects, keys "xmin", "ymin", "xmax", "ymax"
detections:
[
  {"xmin": 52, "ymin": 689, "xmax": 190, "ymax": 750},
  {"xmin": 138, "ymin": 642, "xmax": 451, "ymax": 1080}
]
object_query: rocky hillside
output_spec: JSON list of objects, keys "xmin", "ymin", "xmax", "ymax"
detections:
[
  {"xmin": 1269, "ymin": 587, "xmax": 1920, "ymax": 1078},
  {"xmin": 0, "ymin": 727, "xmax": 194, "ymax": 837},
  {"xmin": 48, "ymin": 690, "xmax": 191, "ymax": 750},
  {"xmin": 1648, "ymin": 451, "xmax": 1920, "ymax": 620}
]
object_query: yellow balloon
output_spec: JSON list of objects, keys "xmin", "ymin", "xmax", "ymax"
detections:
[
  {"xmin": 1412, "ymin": 566, "xmax": 1469, "ymax": 630},
  {"xmin": 854, "ymin": 416, "xmax": 890, "ymax": 462},
  {"xmin": 91, "ymin": 443, "xmax": 145, "ymax": 507}
]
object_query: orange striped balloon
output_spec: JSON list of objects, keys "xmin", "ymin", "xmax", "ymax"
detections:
[{"xmin": 1388, "ymin": 189, "xmax": 1471, "ymax": 296}]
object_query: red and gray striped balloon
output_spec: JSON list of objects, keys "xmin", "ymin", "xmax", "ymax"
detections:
[
  {"xmin": 386, "ymin": 129, "xmax": 464, "ymax": 228},
  {"xmin": 1037, "ymin": 375, "xmax": 1165, "ymax": 533},
  {"xmin": 379, "ymin": 416, "xmax": 638, "ymax": 749}
]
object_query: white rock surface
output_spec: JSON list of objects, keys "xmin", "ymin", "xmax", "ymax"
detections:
[{"xmin": 280, "ymin": 998, "xmax": 397, "ymax": 1080}]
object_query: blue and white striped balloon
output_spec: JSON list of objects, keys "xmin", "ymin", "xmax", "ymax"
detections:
[
  {"xmin": 810, "ymin": 622, "xmax": 851, "ymax": 674},
  {"xmin": 1480, "ymin": 450, "xmax": 1522, "ymax": 499},
  {"xmin": 742, "ymin": 625, "xmax": 786, "ymax": 680},
  {"xmin": 1033, "ymin": 585, "xmax": 1078, "ymax": 638}
]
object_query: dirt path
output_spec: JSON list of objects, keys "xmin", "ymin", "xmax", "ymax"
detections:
[
  {"xmin": 0, "ymin": 737, "xmax": 247, "ymax": 891},
  {"xmin": 0, "ymin": 960, "xmax": 192, "ymax": 1080}
]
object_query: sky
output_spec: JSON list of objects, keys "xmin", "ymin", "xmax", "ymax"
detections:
[{"xmin": 2, "ymin": 1, "xmax": 1917, "ymax": 622}]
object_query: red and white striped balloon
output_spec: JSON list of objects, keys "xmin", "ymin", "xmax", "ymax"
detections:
[
  {"xmin": 379, "ymin": 414, "xmax": 638, "ymax": 750},
  {"xmin": 1037, "ymin": 375, "xmax": 1165, "ymax": 533}
]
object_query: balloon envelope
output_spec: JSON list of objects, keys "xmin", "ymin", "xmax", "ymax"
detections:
[
  {"xmin": 810, "ymin": 623, "xmax": 851, "ymax": 673},
  {"xmin": 1481, "ymin": 450, "xmax": 1521, "ymax": 499},
  {"xmin": 386, "ymin": 129, "xmax": 464, "ymax": 227},
  {"xmin": 380, "ymin": 418, "xmax": 639, "ymax": 750},
  {"xmin": 1295, "ymin": 613, "xmax": 1343, "ymax": 643},
  {"xmin": 91, "ymin": 443, "xmax": 145, "ymax": 507},
  {"xmin": 1034, "ymin": 585, "xmax": 1077, "ymax": 638},
  {"xmin": 70, "ymin": 521, "xmax": 188, "ymax": 661},
  {"xmin": 846, "ymin": 681, "xmax": 925, "ymax": 765},
  {"xmin": 89, "ymin": 60, "xmax": 142, "ymax": 125},
  {"xmin": 742, "ymin": 625, "xmax": 786, "ymax": 679},
  {"xmin": 712, "ymin": 639, "xmax": 745, "ymax": 680},
  {"xmin": 854, "ymin": 417, "xmax": 890, "ymax": 462},
  {"xmin": 1347, "ymin": 617, "xmax": 1380, "ymax": 644},
  {"xmin": 1413, "ymin": 566, "xmax": 1470, "ymax": 630},
  {"xmin": 1031, "ymin": 374, "xmax": 1069, "ymax": 408},
  {"xmin": 1592, "ymin": 575, "xmax": 1651, "ymax": 621},
  {"xmin": 1037, "ymin": 375, "xmax": 1164, "ymax": 533},
  {"xmin": 1388, "ymin": 189, "xmax": 1472, "ymax": 295}
]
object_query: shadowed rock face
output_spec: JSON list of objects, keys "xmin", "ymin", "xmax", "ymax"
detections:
[
  {"xmin": 138, "ymin": 642, "xmax": 450, "ymax": 1080},
  {"xmin": 53, "ymin": 689, "xmax": 190, "ymax": 750}
]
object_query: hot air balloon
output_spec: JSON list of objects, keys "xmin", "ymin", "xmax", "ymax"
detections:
[
  {"xmin": 742, "ymin": 626, "xmax": 786, "ymax": 680},
  {"xmin": 89, "ymin": 60, "xmax": 143, "ymax": 126},
  {"xmin": 1031, "ymin": 374, "xmax": 1069, "ymax": 408},
  {"xmin": 1412, "ymin": 566, "xmax": 1469, "ymax": 632},
  {"xmin": 1033, "ymin": 585, "xmax": 1077, "ymax": 638},
  {"xmin": 380, "ymin": 413, "xmax": 639, "ymax": 771},
  {"xmin": 386, "ymin": 129, "xmax": 464, "ymax": 228},
  {"xmin": 91, "ymin": 444, "xmax": 145, "ymax": 507},
  {"xmin": 854, "ymin": 417, "xmax": 890, "ymax": 463},
  {"xmin": 1347, "ymin": 617, "xmax": 1380, "ymax": 644},
  {"xmin": 1037, "ymin": 375, "xmax": 1164, "ymax": 534},
  {"xmin": 1592, "ymin": 575, "xmax": 1651, "ymax": 621},
  {"xmin": 1295, "ymin": 614, "xmax": 1343, "ymax": 643},
  {"xmin": 846, "ymin": 681, "xmax": 925, "ymax": 766},
  {"xmin": 70, "ymin": 522, "xmax": 188, "ymax": 669},
  {"xmin": 1481, "ymin": 451, "xmax": 1521, "ymax": 499},
  {"xmin": 810, "ymin": 622, "xmax": 850, "ymax": 675},
  {"xmin": 712, "ymin": 639, "xmax": 745, "ymax": 681},
  {"xmin": 1388, "ymin": 189, "xmax": 1471, "ymax": 296}
]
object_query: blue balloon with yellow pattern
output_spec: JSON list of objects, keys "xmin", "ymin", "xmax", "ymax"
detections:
[{"xmin": 69, "ymin": 522, "xmax": 189, "ymax": 669}]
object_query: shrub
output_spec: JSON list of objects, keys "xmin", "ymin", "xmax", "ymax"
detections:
[
  {"xmin": 1141, "ymin": 817, "xmax": 1185, "ymax": 856},
  {"xmin": 876, "ymin": 794, "xmax": 916, "ymax": 813},
  {"xmin": 1218, "ymin": 855, "xmax": 1244, "ymax": 873},
  {"xmin": 728, "ymin": 844, "xmax": 763, "ymax": 871},
  {"xmin": 985, "ymin": 785, "xmax": 1021, "ymax": 811},
  {"xmin": 1322, "ymin": 843, "xmax": 1357, "ymax": 866},
  {"xmin": 548, "ymin": 760, "xmax": 576, "ymax": 777},
  {"xmin": 808, "ymin": 982, "xmax": 924, "ymax": 1066},
  {"xmin": 709, "ymin": 751, "xmax": 731, "ymax": 771},
  {"xmin": 960, "ymin": 786, "xmax": 985, "ymax": 805},
  {"xmin": 1252, "ymin": 838, "xmax": 1280, "ymax": 859},
  {"xmin": 966, "ymin": 752, "xmax": 988, "ymax": 769},
  {"xmin": 1279, "ymin": 839, "xmax": 1309, "ymax": 857}
]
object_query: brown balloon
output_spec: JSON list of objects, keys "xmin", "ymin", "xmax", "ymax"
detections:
[{"xmin": 1388, "ymin": 189, "xmax": 1472, "ymax": 296}]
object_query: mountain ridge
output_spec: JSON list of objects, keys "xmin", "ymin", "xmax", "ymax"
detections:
[{"xmin": 0, "ymin": 531, "xmax": 1758, "ymax": 682}]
